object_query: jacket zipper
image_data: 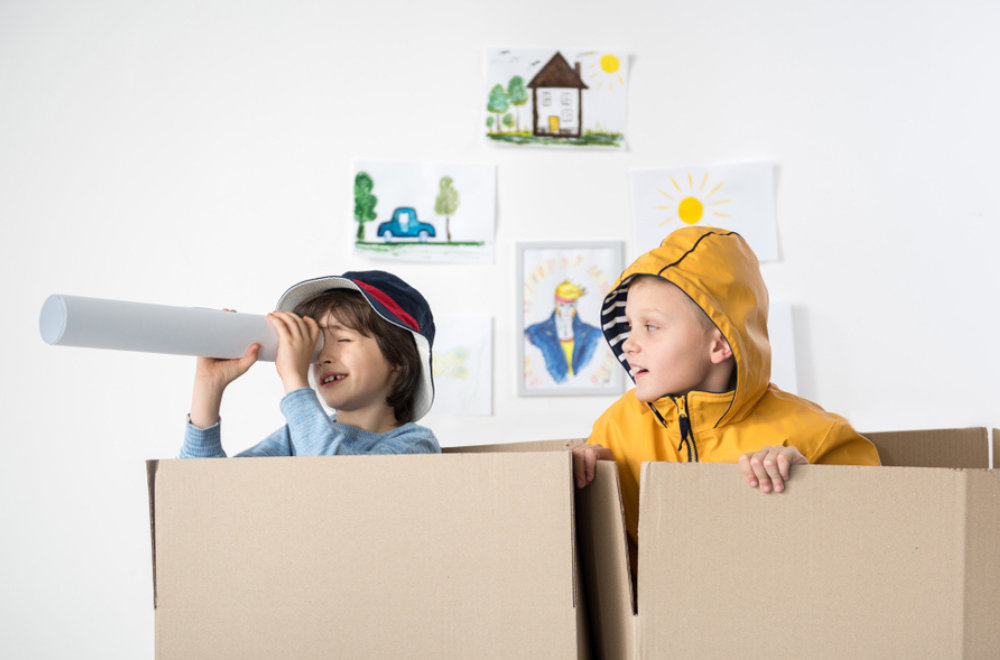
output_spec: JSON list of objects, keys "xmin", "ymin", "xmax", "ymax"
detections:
[{"xmin": 673, "ymin": 395, "xmax": 699, "ymax": 463}]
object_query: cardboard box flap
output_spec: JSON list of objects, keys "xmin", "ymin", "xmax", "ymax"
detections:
[
  {"xmin": 993, "ymin": 429, "xmax": 999, "ymax": 469},
  {"xmin": 864, "ymin": 427, "xmax": 989, "ymax": 468},
  {"xmin": 444, "ymin": 438, "xmax": 584, "ymax": 454},
  {"xmin": 636, "ymin": 462, "xmax": 1000, "ymax": 658},
  {"xmin": 963, "ymin": 470, "xmax": 1000, "ymax": 657},
  {"xmin": 153, "ymin": 453, "xmax": 583, "ymax": 659},
  {"xmin": 146, "ymin": 459, "xmax": 158, "ymax": 607},
  {"xmin": 575, "ymin": 461, "xmax": 636, "ymax": 660}
]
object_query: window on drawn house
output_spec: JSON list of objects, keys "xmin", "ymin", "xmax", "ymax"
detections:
[
  {"xmin": 542, "ymin": 92, "xmax": 551, "ymax": 106},
  {"xmin": 561, "ymin": 92, "xmax": 571, "ymax": 105},
  {"xmin": 562, "ymin": 109, "xmax": 573, "ymax": 122}
]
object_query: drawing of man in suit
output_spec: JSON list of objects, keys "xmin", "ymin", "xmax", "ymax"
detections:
[{"xmin": 525, "ymin": 280, "xmax": 602, "ymax": 384}]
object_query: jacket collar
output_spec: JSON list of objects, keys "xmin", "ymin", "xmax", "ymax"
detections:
[{"xmin": 646, "ymin": 388, "xmax": 739, "ymax": 433}]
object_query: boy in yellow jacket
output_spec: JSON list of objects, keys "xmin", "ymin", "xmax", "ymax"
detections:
[{"xmin": 573, "ymin": 227, "xmax": 880, "ymax": 550}]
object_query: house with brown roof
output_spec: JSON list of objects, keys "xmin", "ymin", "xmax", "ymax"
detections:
[{"xmin": 527, "ymin": 52, "xmax": 589, "ymax": 138}]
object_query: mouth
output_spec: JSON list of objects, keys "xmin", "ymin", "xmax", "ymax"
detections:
[
  {"xmin": 320, "ymin": 373, "xmax": 347, "ymax": 386},
  {"xmin": 631, "ymin": 366, "xmax": 648, "ymax": 379}
]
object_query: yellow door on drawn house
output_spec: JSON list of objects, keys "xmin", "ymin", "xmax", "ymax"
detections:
[{"xmin": 549, "ymin": 116, "xmax": 559, "ymax": 133}]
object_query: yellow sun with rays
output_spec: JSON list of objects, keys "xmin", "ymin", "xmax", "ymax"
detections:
[
  {"xmin": 654, "ymin": 172, "xmax": 732, "ymax": 226},
  {"xmin": 586, "ymin": 52, "xmax": 625, "ymax": 91}
]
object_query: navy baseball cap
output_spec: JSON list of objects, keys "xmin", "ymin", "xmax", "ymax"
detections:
[{"xmin": 276, "ymin": 270, "xmax": 435, "ymax": 421}]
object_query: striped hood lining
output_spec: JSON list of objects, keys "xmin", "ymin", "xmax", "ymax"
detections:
[{"xmin": 600, "ymin": 275, "xmax": 638, "ymax": 380}]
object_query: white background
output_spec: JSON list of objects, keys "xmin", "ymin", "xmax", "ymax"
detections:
[{"xmin": 1, "ymin": 0, "xmax": 998, "ymax": 657}]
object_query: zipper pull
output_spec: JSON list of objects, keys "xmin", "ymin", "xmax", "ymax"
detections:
[{"xmin": 674, "ymin": 395, "xmax": 698, "ymax": 462}]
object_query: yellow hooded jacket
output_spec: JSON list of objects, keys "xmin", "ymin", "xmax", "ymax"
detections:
[{"xmin": 588, "ymin": 227, "xmax": 881, "ymax": 546}]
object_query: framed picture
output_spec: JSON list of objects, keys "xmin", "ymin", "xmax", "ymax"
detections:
[{"xmin": 517, "ymin": 241, "xmax": 625, "ymax": 396}]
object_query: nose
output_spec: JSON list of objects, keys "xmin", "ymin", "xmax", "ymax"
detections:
[
  {"xmin": 313, "ymin": 333, "xmax": 331, "ymax": 363},
  {"xmin": 621, "ymin": 331, "xmax": 637, "ymax": 354}
]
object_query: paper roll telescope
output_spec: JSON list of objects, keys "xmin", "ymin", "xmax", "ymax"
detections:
[{"xmin": 39, "ymin": 294, "xmax": 322, "ymax": 362}]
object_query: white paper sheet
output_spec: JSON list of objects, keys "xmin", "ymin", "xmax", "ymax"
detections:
[
  {"xmin": 631, "ymin": 162, "xmax": 780, "ymax": 262},
  {"xmin": 38, "ymin": 294, "xmax": 314, "ymax": 362},
  {"xmin": 484, "ymin": 47, "xmax": 629, "ymax": 149},
  {"xmin": 352, "ymin": 160, "xmax": 497, "ymax": 264},
  {"xmin": 432, "ymin": 315, "xmax": 492, "ymax": 416}
]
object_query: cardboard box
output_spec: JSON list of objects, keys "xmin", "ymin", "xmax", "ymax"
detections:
[
  {"xmin": 575, "ymin": 427, "xmax": 1000, "ymax": 659},
  {"xmin": 148, "ymin": 429, "xmax": 998, "ymax": 658},
  {"xmin": 147, "ymin": 450, "xmax": 590, "ymax": 659}
]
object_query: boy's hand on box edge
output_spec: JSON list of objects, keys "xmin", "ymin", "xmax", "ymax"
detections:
[
  {"xmin": 738, "ymin": 445, "xmax": 809, "ymax": 494},
  {"xmin": 572, "ymin": 444, "xmax": 615, "ymax": 489}
]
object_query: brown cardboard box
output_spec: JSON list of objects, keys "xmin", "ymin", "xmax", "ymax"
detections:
[
  {"xmin": 575, "ymin": 427, "xmax": 1000, "ymax": 659},
  {"xmin": 147, "ymin": 451, "xmax": 590, "ymax": 659},
  {"xmin": 148, "ymin": 429, "xmax": 998, "ymax": 658}
]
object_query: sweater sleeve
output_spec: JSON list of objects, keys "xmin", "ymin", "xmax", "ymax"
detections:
[{"xmin": 180, "ymin": 417, "xmax": 228, "ymax": 458}]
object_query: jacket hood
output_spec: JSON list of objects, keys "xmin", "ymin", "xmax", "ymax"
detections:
[{"xmin": 601, "ymin": 227, "xmax": 770, "ymax": 427}]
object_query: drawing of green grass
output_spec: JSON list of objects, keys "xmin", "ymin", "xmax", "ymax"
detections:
[
  {"xmin": 486, "ymin": 131, "xmax": 622, "ymax": 147},
  {"xmin": 355, "ymin": 241, "xmax": 485, "ymax": 254}
]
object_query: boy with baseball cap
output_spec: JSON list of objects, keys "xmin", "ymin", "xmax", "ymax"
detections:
[{"xmin": 181, "ymin": 270, "xmax": 440, "ymax": 457}]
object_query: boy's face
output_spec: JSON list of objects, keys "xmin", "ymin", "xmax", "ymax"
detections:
[
  {"xmin": 622, "ymin": 277, "xmax": 722, "ymax": 402},
  {"xmin": 312, "ymin": 311, "xmax": 396, "ymax": 418}
]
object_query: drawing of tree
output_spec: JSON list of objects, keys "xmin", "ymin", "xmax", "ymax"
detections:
[
  {"xmin": 502, "ymin": 113, "xmax": 514, "ymax": 131},
  {"xmin": 434, "ymin": 176, "xmax": 460, "ymax": 242},
  {"xmin": 486, "ymin": 116, "xmax": 495, "ymax": 130},
  {"xmin": 487, "ymin": 84, "xmax": 509, "ymax": 133},
  {"xmin": 354, "ymin": 172, "xmax": 378, "ymax": 241},
  {"xmin": 507, "ymin": 75, "xmax": 528, "ymax": 132}
]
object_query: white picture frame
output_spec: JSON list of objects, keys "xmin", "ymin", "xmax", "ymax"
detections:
[{"xmin": 517, "ymin": 241, "xmax": 625, "ymax": 397}]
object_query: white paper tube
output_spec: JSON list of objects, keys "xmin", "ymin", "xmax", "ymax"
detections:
[{"xmin": 39, "ymin": 294, "xmax": 323, "ymax": 362}]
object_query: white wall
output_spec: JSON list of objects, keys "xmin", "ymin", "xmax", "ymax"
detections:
[{"xmin": 2, "ymin": 0, "xmax": 997, "ymax": 657}]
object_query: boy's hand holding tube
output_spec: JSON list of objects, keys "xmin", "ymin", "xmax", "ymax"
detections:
[
  {"xmin": 190, "ymin": 309, "xmax": 261, "ymax": 429},
  {"xmin": 267, "ymin": 311, "xmax": 321, "ymax": 394}
]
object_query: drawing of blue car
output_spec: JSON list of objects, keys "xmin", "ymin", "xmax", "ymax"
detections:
[{"xmin": 377, "ymin": 207, "xmax": 436, "ymax": 243}]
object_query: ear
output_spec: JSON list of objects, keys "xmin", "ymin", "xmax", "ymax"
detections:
[{"xmin": 708, "ymin": 329, "xmax": 733, "ymax": 365}]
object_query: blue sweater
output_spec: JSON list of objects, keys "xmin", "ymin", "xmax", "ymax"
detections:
[{"xmin": 181, "ymin": 387, "xmax": 440, "ymax": 457}]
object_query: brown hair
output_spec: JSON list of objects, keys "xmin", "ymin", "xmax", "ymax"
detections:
[{"xmin": 294, "ymin": 289, "xmax": 421, "ymax": 424}]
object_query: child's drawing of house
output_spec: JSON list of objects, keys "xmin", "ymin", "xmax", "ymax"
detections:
[{"xmin": 527, "ymin": 52, "xmax": 589, "ymax": 139}]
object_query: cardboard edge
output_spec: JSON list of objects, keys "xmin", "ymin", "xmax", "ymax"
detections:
[
  {"xmin": 863, "ymin": 427, "xmax": 989, "ymax": 468},
  {"xmin": 993, "ymin": 429, "xmax": 998, "ymax": 469},
  {"xmin": 443, "ymin": 438, "xmax": 586, "ymax": 454},
  {"xmin": 963, "ymin": 470, "xmax": 1000, "ymax": 655},
  {"xmin": 575, "ymin": 460, "xmax": 637, "ymax": 660},
  {"xmin": 146, "ymin": 459, "xmax": 159, "ymax": 609}
]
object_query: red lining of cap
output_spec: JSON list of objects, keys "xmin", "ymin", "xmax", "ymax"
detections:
[{"xmin": 353, "ymin": 280, "xmax": 419, "ymax": 331}]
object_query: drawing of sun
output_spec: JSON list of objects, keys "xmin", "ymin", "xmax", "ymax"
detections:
[
  {"xmin": 654, "ymin": 172, "xmax": 732, "ymax": 226},
  {"xmin": 586, "ymin": 52, "xmax": 626, "ymax": 91}
]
